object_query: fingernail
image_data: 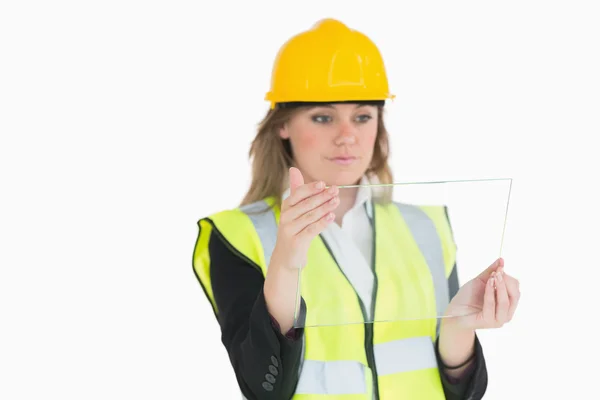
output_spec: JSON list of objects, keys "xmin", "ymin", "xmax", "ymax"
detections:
[
  {"xmin": 328, "ymin": 186, "xmax": 337, "ymax": 194},
  {"xmin": 497, "ymin": 268, "xmax": 503, "ymax": 282},
  {"xmin": 315, "ymin": 181, "xmax": 324, "ymax": 189}
]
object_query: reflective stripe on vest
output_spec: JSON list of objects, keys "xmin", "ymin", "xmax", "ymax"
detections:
[
  {"xmin": 233, "ymin": 199, "xmax": 453, "ymax": 397},
  {"xmin": 239, "ymin": 200, "xmax": 278, "ymax": 267},
  {"xmin": 239, "ymin": 200, "xmax": 452, "ymax": 325},
  {"xmin": 294, "ymin": 335, "xmax": 437, "ymax": 395},
  {"xmin": 395, "ymin": 203, "xmax": 450, "ymax": 336}
]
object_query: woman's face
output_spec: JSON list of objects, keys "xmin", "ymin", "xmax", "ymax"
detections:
[{"xmin": 279, "ymin": 103, "xmax": 379, "ymax": 186}]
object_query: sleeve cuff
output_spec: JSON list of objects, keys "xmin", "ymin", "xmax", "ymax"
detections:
[
  {"xmin": 435, "ymin": 333, "xmax": 488, "ymax": 399},
  {"xmin": 442, "ymin": 359, "xmax": 476, "ymax": 384},
  {"xmin": 269, "ymin": 298, "xmax": 306, "ymax": 342}
]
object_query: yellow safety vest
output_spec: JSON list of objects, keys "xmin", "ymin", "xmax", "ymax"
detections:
[{"xmin": 193, "ymin": 197, "xmax": 457, "ymax": 400}]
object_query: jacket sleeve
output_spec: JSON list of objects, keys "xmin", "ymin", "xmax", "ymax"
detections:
[
  {"xmin": 208, "ymin": 229, "xmax": 305, "ymax": 400},
  {"xmin": 435, "ymin": 263, "xmax": 488, "ymax": 400}
]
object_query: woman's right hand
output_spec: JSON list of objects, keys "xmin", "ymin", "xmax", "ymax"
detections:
[{"xmin": 273, "ymin": 167, "xmax": 340, "ymax": 270}]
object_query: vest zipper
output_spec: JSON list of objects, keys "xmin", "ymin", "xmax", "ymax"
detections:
[
  {"xmin": 319, "ymin": 201, "xmax": 380, "ymax": 400},
  {"xmin": 367, "ymin": 203, "xmax": 380, "ymax": 400}
]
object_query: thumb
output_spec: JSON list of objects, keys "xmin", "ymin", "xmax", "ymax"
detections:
[
  {"xmin": 477, "ymin": 257, "xmax": 503, "ymax": 280},
  {"xmin": 289, "ymin": 167, "xmax": 304, "ymax": 195}
]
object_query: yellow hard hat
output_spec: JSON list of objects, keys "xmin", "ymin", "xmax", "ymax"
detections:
[{"xmin": 265, "ymin": 18, "xmax": 394, "ymax": 109}]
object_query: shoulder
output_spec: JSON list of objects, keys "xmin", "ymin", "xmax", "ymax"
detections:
[
  {"xmin": 200, "ymin": 198, "xmax": 279, "ymax": 251},
  {"xmin": 194, "ymin": 197, "xmax": 280, "ymax": 280},
  {"xmin": 384, "ymin": 201, "xmax": 453, "ymax": 235},
  {"xmin": 376, "ymin": 200, "xmax": 451, "ymax": 228},
  {"xmin": 200, "ymin": 198, "xmax": 279, "ymax": 230}
]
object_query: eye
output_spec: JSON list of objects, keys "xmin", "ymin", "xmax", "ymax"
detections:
[
  {"xmin": 311, "ymin": 115, "xmax": 332, "ymax": 124},
  {"xmin": 356, "ymin": 114, "xmax": 373, "ymax": 123}
]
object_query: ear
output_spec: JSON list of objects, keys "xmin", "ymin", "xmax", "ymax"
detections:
[{"xmin": 279, "ymin": 124, "xmax": 290, "ymax": 139}]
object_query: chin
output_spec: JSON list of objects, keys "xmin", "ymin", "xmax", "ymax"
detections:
[{"xmin": 325, "ymin": 170, "xmax": 365, "ymax": 187}]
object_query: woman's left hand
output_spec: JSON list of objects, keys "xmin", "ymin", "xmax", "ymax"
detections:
[{"xmin": 444, "ymin": 258, "xmax": 520, "ymax": 330}]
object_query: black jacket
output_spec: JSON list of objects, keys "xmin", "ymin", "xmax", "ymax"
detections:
[{"xmin": 199, "ymin": 229, "xmax": 488, "ymax": 400}]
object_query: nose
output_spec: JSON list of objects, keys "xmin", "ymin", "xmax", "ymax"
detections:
[{"xmin": 334, "ymin": 122, "xmax": 357, "ymax": 146}]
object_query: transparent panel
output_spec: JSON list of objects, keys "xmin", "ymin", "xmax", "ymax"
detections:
[{"xmin": 293, "ymin": 178, "xmax": 512, "ymax": 328}]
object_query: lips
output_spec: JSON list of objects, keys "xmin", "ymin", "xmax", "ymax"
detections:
[{"xmin": 328, "ymin": 156, "xmax": 357, "ymax": 165}]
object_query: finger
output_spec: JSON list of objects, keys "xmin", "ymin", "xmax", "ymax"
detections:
[
  {"xmin": 289, "ymin": 167, "xmax": 304, "ymax": 195},
  {"xmin": 482, "ymin": 272, "xmax": 496, "ymax": 324},
  {"xmin": 285, "ymin": 177, "xmax": 327, "ymax": 209},
  {"xmin": 297, "ymin": 209, "xmax": 336, "ymax": 238},
  {"xmin": 494, "ymin": 267, "xmax": 510, "ymax": 325},
  {"xmin": 290, "ymin": 194, "xmax": 339, "ymax": 234},
  {"xmin": 503, "ymin": 273, "xmax": 520, "ymax": 321},
  {"xmin": 477, "ymin": 257, "xmax": 503, "ymax": 281},
  {"xmin": 287, "ymin": 185, "xmax": 338, "ymax": 222},
  {"xmin": 504, "ymin": 273, "xmax": 520, "ymax": 295}
]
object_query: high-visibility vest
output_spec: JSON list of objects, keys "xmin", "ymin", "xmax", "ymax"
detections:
[{"xmin": 193, "ymin": 196, "xmax": 457, "ymax": 399}]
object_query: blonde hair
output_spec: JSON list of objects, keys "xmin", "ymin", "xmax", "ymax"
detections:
[{"xmin": 240, "ymin": 105, "xmax": 394, "ymax": 208}]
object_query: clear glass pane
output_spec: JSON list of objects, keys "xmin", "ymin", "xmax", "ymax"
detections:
[{"xmin": 293, "ymin": 178, "xmax": 512, "ymax": 328}]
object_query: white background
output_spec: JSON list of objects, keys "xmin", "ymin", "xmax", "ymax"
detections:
[{"xmin": 1, "ymin": 1, "xmax": 599, "ymax": 399}]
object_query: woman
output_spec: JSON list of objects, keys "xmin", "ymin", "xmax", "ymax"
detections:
[{"xmin": 193, "ymin": 18, "xmax": 520, "ymax": 400}]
